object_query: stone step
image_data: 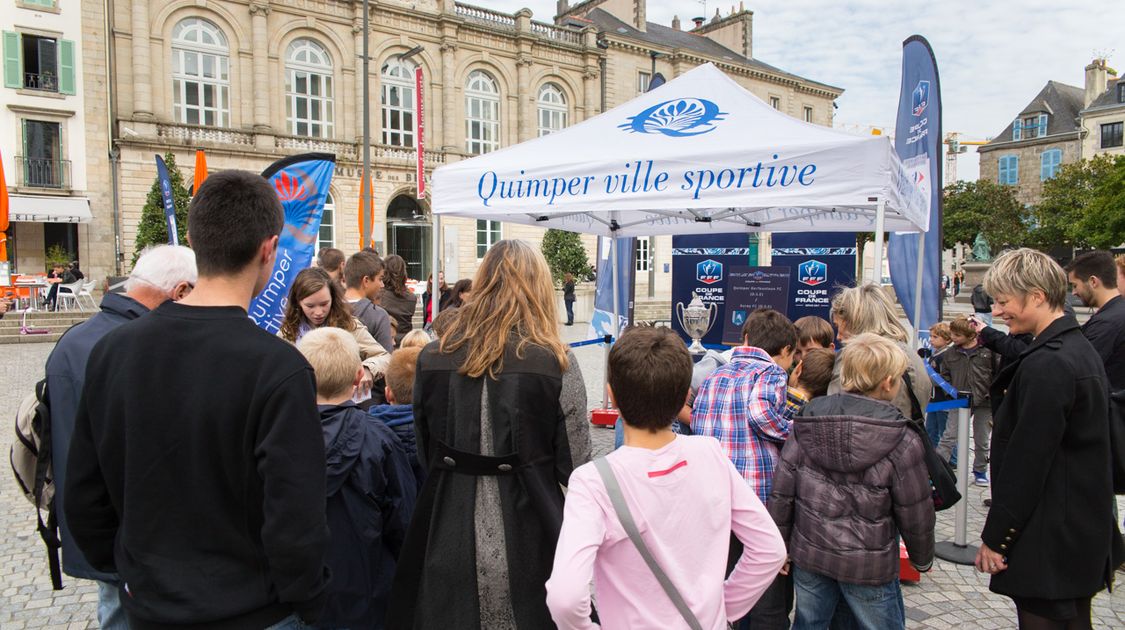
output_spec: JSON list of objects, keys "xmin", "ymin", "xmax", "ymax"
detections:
[{"xmin": 0, "ymin": 331, "xmax": 64, "ymax": 344}]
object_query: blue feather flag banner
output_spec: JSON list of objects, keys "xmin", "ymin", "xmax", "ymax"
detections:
[
  {"xmin": 888, "ymin": 35, "xmax": 943, "ymax": 335},
  {"xmin": 154, "ymin": 155, "xmax": 179, "ymax": 245},
  {"xmin": 250, "ymin": 153, "xmax": 336, "ymax": 333}
]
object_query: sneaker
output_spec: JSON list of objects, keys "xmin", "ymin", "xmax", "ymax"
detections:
[{"xmin": 974, "ymin": 472, "xmax": 990, "ymax": 487}]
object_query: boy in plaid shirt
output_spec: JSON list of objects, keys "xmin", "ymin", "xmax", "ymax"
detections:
[{"xmin": 692, "ymin": 308, "xmax": 799, "ymax": 629}]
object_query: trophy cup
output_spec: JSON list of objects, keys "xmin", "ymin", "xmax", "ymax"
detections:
[{"xmin": 675, "ymin": 293, "xmax": 717, "ymax": 354}]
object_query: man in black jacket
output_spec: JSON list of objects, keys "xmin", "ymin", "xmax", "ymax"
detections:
[
  {"xmin": 65, "ymin": 171, "xmax": 330, "ymax": 629},
  {"xmin": 47, "ymin": 245, "xmax": 196, "ymax": 629},
  {"xmin": 1066, "ymin": 251, "xmax": 1125, "ymax": 390}
]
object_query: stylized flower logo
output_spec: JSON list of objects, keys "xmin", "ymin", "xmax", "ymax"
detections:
[
  {"xmin": 620, "ymin": 99, "xmax": 728, "ymax": 137},
  {"xmin": 275, "ymin": 171, "xmax": 310, "ymax": 202}
]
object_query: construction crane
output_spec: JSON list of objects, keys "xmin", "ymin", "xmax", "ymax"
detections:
[{"xmin": 944, "ymin": 132, "xmax": 990, "ymax": 184}]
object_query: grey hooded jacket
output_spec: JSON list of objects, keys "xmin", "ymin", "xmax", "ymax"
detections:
[{"xmin": 768, "ymin": 393, "xmax": 935, "ymax": 585}]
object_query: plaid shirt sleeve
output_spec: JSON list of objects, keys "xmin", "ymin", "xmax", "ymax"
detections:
[
  {"xmin": 785, "ymin": 387, "xmax": 809, "ymax": 417},
  {"xmin": 746, "ymin": 366, "xmax": 794, "ymax": 444}
]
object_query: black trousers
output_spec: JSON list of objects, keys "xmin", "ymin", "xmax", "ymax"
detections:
[{"xmin": 728, "ymin": 534, "xmax": 793, "ymax": 629}]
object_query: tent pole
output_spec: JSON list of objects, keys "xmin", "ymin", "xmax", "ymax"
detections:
[
  {"xmin": 911, "ymin": 230, "xmax": 926, "ymax": 352},
  {"xmin": 872, "ymin": 198, "xmax": 886, "ymax": 285},
  {"xmin": 431, "ymin": 215, "xmax": 440, "ymax": 327}
]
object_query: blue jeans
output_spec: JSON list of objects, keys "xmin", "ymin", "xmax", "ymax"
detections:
[
  {"xmin": 925, "ymin": 409, "xmax": 955, "ymax": 466},
  {"xmin": 792, "ymin": 566, "xmax": 904, "ymax": 630},
  {"xmin": 565, "ymin": 299, "xmax": 574, "ymax": 324},
  {"xmin": 97, "ymin": 581, "xmax": 129, "ymax": 630}
]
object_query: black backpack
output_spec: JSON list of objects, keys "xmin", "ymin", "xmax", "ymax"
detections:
[{"xmin": 10, "ymin": 377, "xmax": 63, "ymax": 589}]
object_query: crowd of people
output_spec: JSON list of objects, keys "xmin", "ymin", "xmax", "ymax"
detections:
[{"xmin": 33, "ymin": 167, "xmax": 1125, "ymax": 630}]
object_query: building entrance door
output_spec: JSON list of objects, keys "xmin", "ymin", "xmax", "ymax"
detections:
[{"xmin": 386, "ymin": 194, "xmax": 430, "ymax": 282}]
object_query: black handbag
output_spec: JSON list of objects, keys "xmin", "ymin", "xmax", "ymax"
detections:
[{"xmin": 903, "ymin": 373, "xmax": 962, "ymax": 511}]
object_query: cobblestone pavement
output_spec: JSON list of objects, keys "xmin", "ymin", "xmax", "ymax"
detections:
[{"xmin": 3, "ymin": 336, "xmax": 1124, "ymax": 628}]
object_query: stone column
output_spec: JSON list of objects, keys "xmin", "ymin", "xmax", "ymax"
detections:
[
  {"xmin": 516, "ymin": 54, "xmax": 533, "ymax": 142},
  {"xmin": 440, "ymin": 39, "xmax": 458, "ymax": 151},
  {"xmin": 249, "ymin": 2, "xmax": 272, "ymax": 133},
  {"xmin": 131, "ymin": 0, "xmax": 153, "ymax": 120},
  {"xmin": 582, "ymin": 68, "xmax": 598, "ymax": 122}
]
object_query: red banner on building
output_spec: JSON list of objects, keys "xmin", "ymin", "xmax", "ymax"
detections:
[{"xmin": 415, "ymin": 66, "xmax": 425, "ymax": 198}]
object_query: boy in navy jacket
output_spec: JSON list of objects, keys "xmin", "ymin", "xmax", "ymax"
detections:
[{"xmin": 369, "ymin": 346, "xmax": 427, "ymax": 489}]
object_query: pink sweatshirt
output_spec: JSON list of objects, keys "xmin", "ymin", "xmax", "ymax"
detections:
[{"xmin": 546, "ymin": 435, "xmax": 787, "ymax": 629}]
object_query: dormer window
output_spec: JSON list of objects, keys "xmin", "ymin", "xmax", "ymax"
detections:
[
  {"xmin": 1013, "ymin": 114, "xmax": 1048, "ymax": 140},
  {"xmin": 1118, "ymin": 82, "xmax": 1125, "ymax": 104}
]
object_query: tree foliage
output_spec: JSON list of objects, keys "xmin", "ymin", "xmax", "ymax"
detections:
[
  {"xmin": 1030, "ymin": 155, "xmax": 1125, "ymax": 250},
  {"xmin": 942, "ymin": 179, "xmax": 1028, "ymax": 250},
  {"xmin": 133, "ymin": 152, "xmax": 190, "ymax": 265},
  {"xmin": 541, "ymin": 229, "xmax": 593, "ymax": 285}
]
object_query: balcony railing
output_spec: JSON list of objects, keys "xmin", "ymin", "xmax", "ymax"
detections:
[
  {"xmin": 16, "ymin": 156, "xmax": 71, "ymax": 189},
  {"xmin": 156, "ymin": 123, "xmax": 255, "ymax": 147},
  {"xmin": 23, "ymin": 72, "xmax": 58, "ymax": 92},
  {"xmin": 275, "ymin": 135, "xmax": 358, "ymax": 161},
  {"xmin": 455, "ymin": 3, "xmax": 516, "ymax": 30},
  {"xmin": 531, "ymin": 21, "xmax": 585, "ymax": 46}
]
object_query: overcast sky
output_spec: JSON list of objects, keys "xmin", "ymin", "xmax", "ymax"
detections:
[{"xmin": 485, "ymin": 0, "xmax": 1123, "ymax": 181}]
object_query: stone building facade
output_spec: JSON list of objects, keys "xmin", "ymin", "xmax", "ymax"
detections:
[
  {"xmin": 74, "ymin": 0, "xmax": 841, "ymax": 294},
  {"xmin": 1079, "ymin": 59, "xmax": 1124, "ymax": 160}
]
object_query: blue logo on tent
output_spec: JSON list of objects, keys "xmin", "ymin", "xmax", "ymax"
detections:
[
  {"xmin": 912, "ymin": 81, "xmax": 929, "ymax": 117},
  {"xmin": 731, "ymin": 310, "xmax": 747, "ymax": 327},
  {"xmin": 697, "ymin": 259, "xmax": 723, "ymax": 285},
  {"xmin": 620, "ymin": 99, "xmax": 727, "ymax": 137},
  {"xmin": 798, "ymin": 259, "xmax": 828, "ymax": 287}
]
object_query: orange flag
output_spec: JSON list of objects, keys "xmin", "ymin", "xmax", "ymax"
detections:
[
  {"xmin": 0, "ymin": 150, "xmax": 9, "ymax": 262},
  {"xmin": 193, "ymin": 150, "xmax": 208, "ymax": 194}
]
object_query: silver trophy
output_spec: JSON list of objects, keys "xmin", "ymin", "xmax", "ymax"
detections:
[{"xmin": 675, "ymin": 293, "xmax": 718, "ymax": 354}]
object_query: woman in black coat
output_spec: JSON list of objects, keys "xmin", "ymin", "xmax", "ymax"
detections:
[
  {"xmin": 975, "ymin": 248, "xmax": 1123, "ymax": 629},
  {"xmin": 387, "ymin": 240, "xmax": 590, "ymax": 629}
]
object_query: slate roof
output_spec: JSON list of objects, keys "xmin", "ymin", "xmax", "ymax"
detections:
[
  {"xmin": 584, "ymin": 8, "xmax": 842, "ymax": 94},
  {"xmin": 984, "ymin": 81, "xmax": 1084, "ymax": 147},
  {"xmin": 1083, "ymin": 77, "xmax": 1124, "ymax": 111}
]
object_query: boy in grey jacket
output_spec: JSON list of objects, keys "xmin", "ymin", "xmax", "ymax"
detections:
[{"xmin": 769, "ymin": 333, "xmax": 935, "ymax": 630}]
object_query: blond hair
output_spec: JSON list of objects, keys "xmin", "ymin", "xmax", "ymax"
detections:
[
  {"xmin": 831, "ymin": 284, "xmax": 908, "ymax": 343},
  {"xmin": 296, "ymin": 327, "xmax": 361, "ymax": 398},
  {"xmin": 929, "ymin": 322, "xmax": 951, "ymax": 341},
  {"xmin": 440, "ymin": 239, "xmax": 568, "ymax": 378},
  {"xmin": 984, "ymin": 248, "xmax": 1067, "ymax": 310},
  {"xmin": 399, "ymin": 329, "xmax": 431, "ymax": 350},
  {"xmin": 840, "ymin": 333, "xmax": 908, "ymax": 395},
  {"xmin": 386, "ymin": 346, "xmax": 422, "ymax": 403}
]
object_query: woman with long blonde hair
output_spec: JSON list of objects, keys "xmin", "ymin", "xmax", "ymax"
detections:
[
  {"xmin": 388, "ymin": 240, "xmax": 591, "ymax": 629},
  {"xmin": 828, "ymin": 283, "xmax": 931, "ymax": 422}
]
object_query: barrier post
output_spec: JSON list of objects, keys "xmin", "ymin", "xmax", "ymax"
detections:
[{"xmin": 934, "ymin": 401, "xmax": 978, "ymax": 564}]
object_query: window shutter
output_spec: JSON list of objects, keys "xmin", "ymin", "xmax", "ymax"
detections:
[
  {"xmin": 1038, "ymin": 114, "xmax": 1048, "ymax": 137},
  {"xmin": 1011, "ymin": 156, "xmax": 1019, "ymax": 184},
  {"xmin": 58, "ymin": 39, "xmax": 75, "ymax": 95},
  {"xmin": 1012, "ymin": 118, "xmax": 1021, "ymax": 141},
  {"xmin": 3, "ymin": 31, "xmax": 20, "ymax": 89}
]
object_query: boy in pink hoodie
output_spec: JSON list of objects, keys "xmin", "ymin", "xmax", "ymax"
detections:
[{"xmin": 546, "ymin": 326, "xmax": 787, "ymax": 629}]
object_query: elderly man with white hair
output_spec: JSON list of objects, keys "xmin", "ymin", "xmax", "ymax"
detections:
[{"xmin": 43, "ymin": 244, "xmax": 197, "ymax": 630}]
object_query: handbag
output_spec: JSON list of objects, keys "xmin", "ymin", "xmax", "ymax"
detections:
[
  {"xmin": 593, "ymin": 457, "xmax": 705, "ymax": 630},
  {"xmin": 902, "ymin": 373, "xmax": 962, "ymax": 511}
]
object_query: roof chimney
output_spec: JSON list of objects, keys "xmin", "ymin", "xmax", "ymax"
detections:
[
  {"xmin": 556, "ymin": 0, "xmax": 569, "ymax": 17},
  {"xmin": 1086, "ymin": 58, "xmax": 1109, "ymax": 108},
  {"xmin": 692, "ymin": 16, "xmax": 704, "ymax": 28},
  {"xmin": 672, "ymin": 15, "xmax": 681, "ymax": 30},
  {"xmin": 711, "ymin": 8, "xmax": 721, "ymax": 23}
]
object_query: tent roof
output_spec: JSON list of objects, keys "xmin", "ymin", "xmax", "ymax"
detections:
[{"xmin": 431, "ymin": 63, "xmax": 928, "ymax": 238}]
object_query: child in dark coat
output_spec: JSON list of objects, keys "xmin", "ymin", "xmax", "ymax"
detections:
[
  {"xmin": 369, "ymin": 346, "xmax": 426, "ymax": 490},
  {"xmin": 297, "ymin": 328, "xmax": 418, "ymax": 629}
]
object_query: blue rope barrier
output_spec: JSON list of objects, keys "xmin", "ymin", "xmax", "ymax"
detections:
[
  {"xmin": 924, "ymin": 361, "xmax": 959, "ymax": 398},
  {"xmin": 569, "ymin": 336, "xmax": 614, "ymax": 348},
  {"xmin": 926, "ymin": 398, "xmax": 971, "ymax": 412}
]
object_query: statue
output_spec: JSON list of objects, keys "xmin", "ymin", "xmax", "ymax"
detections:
[{"xmin": 972, "ymin": 233, "xmax": 991, "ymax": 262}]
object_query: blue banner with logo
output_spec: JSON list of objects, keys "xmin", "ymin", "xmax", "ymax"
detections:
[
  {"xmin": 588, "ymin": 236, "xmax": 636, "ymax": 338},
  {"xmin": 888, "ymin": 36, "xmax": 943, "ymax": 335},
  {"xmin": 154, "ymin": 155, "xmax": 179, "ymax": 246},
  {"xmin": 671, "ymin": 234, "xmax": 751, "ymax": 348},
  {"xmin": 250, "ymin": 153, "xmax": 337, "ymax": 333},
  {"xmin": 771, "ymin": 232, "xmax": 857, "ymax": 324}
]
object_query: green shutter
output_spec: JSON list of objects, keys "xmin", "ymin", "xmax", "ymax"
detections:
[
  {"xmin": 3, "ymin": 31, "xmax": 21, "ymax": 89},
  {"xmin": 58, "ymin": 39, "xmax": 75, "ymax": 95}
]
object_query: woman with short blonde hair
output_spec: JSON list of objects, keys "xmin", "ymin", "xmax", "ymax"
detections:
[
  {"xmin": 388, "ymin": 240, "xmax": 590, "ymax": 629},
  {"xmin": 827, "ymin": 284, "xmax": 930, "ymax": 421},
  {"xmin": 976, "ymin": 248, "xmax": 1122, "ymax": 627}
]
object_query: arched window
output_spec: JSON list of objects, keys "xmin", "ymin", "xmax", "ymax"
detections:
[
  {"xmin": 381, "ymin": 58, "xmax": 416, "ymax": 147},
  {"xmin": 537, "ymin": 83, "xmax": 568, "ymax": 137},
  {"xmin": 172, "ymin": 18, "xmax": 230, "ymax": 126},
  {"xmin": 465, "ymin": 70, "xmax": 499, "ymax": 155},
  {"xmin": 318, "ymin": 192, "xmax": 335, "ymax": 250},
  {"xmin": 286, "ymin": 39, "xmax": 334, "ymax": 138}
]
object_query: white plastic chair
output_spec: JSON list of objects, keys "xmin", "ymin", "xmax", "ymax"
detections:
[
  {"xmin": 77, "ymin": 279, "xmax": 97, "ymax": 310},
  {"xmin": 56, "ymin": 280, "xmax": 84, "ymax": 311}
]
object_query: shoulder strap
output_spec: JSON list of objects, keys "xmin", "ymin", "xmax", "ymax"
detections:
[
  {"xmin": 593, "ymin": 457, "xmax": 703, "ymax": 630},
  {"xmin": 901, "ymin": 372, "xmax": 925, "ymax": 423}
]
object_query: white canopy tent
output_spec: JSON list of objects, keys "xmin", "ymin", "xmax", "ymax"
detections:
[{"xmin": 427, "ymin": 62, "xmax": 930, "ymax": 332}]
